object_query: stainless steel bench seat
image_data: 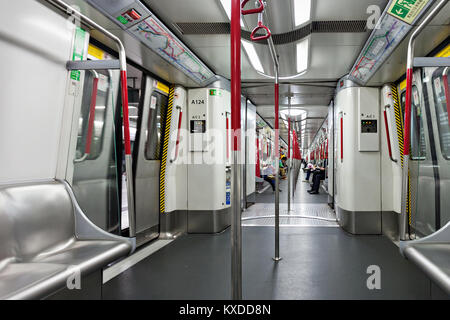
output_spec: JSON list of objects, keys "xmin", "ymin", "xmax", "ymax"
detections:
[
  {"xmin": 0, "ymin": 180, "xmax": 135, "ymax": 300},
  {"xmin": 403, "ymin": 243, "xmax": 450, "ymax": 295},
  {"xmin": 401, "ymin": 222, "xmax": 450, "ymax": 296}
]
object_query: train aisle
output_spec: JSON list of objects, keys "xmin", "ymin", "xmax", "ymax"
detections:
[
  {"xmin": 103, "ymin": 176, "xmax": 431, "ymax": 300},
  {"xmin": 243, "ymin": 174, "xmax": 336, "ymax": 226}
]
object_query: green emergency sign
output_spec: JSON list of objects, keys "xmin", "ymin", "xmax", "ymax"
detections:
[{"xmin": 387, "ymin": 0, "xmax": 431, "ymax": 24}]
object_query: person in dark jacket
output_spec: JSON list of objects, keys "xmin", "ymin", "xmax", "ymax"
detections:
[{"xmin": 308, "ymin": 163, "xmax": 325, "ymax": 194}]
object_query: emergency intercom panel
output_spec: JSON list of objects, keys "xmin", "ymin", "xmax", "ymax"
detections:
[
  {"xmin": 358, "ymin": 90, "xmax": 379, "ymax": 152},
  {"xmin": 188, "ymin": 91, "xmax": 208, "ymax": 152}
]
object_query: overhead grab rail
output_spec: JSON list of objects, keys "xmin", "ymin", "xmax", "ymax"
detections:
[
  {"xmin": 400, "ymin": 0, "xmax": 448, "ymax": 241},
  {"xmin": 47, "ymin": 0, "xmax": 137, "ymax": 237},
  {"xmin": 74, "ymin": 70, "xmax": 99, "ymax": 163},
  {"xmin": 383, "ymin": 104, "xmax": 397, "ymax": 163},
  {"xmin": 170, "ymin": 106, "xmax": 183, "ymax": 163}
]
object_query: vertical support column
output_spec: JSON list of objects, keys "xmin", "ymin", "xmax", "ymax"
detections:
[
  {"xmin": 273, "ymin": 71, "xmax": 281, "ymax": 262},
  {"xmin": 400, "ymin": 67, "xmax": 413, "ymax": 241},
  {"xmin": 231, "ymin": 0, "xmax": 242, "ymax": 300},
  {"xmin": 121, "ymin": 68, "xmax": 136, "ymax": 238},
  {"xmin": 287, "ymin": 94, "xmax": 291, "ymax": 213}
]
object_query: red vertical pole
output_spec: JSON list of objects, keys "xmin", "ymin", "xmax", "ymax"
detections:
[
  {"xmin": 231, "ymin": 1, "xmax": 241, "ymax": 151},
  {"xmin": 288, "ymin": 117, "xmax": 291, "ymax": 159},
  {"xmin": 275, "ymin": 84, "xmax": 279, "ymax": 159},
  {"xmin": 121, "ymin": 71, "xmax": 132, "ymax": 155},
  {"xmin": 230, "ymin": 0, "xmax": 242, "ymax": 301},
  {"xmin": 403, "ymin": 68, "xmax": 413, "ymax": 156}
]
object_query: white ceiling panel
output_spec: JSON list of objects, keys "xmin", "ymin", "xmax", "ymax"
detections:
[{"xmin": 313, "ymin": 0, "xmax": 389, "ymax": 20}]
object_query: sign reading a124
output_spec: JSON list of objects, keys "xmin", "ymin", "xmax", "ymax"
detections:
[{"xmin": 387, "ymin": 0, "xmax": 431, "ymax": 24}]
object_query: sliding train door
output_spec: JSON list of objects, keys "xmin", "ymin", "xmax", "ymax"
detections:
[
  {"xmin": 134, "ymin": 76, "xmax": 168, "ymax": 245},
  {"xmin": 408, "ymin": 71, "xmax": 436, "ymax": 237},
  {"xmin": 425, "ymin": 66, "xmax": 450, "ymax": 231},
  {"xmin": 65, "ymin": 43, "xmax": 122, "ymax": 234}
]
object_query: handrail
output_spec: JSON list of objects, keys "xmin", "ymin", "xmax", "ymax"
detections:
[
  {"xmin": 74, "ymin": 70, "xmax": 99, "ymax": 163},
  {"xmin": 226, "ymin": 114, "xmax": 230, "ymax": 161},
  {"xmin": 340, "ymin": 114, "xmax": 343, "ymax": 162},
  {"xmin": 241, "ymin": 0, "xmax": 264, "ymax": 15},
  {"xmin": 400, "ymin": 0, "xmax": 448, "ymax": 241},
  {"xmin": 170, "ymin": 106, "xmax": 183, "ymax": 163},
  {"xmin": 383, "ymin": 104, "xmax": 397, "ymax": 163},
  {"xmin": 46, "ymin": 0, "xmax": 136, "ymax": 237}
]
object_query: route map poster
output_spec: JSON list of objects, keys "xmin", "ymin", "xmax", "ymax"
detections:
[{"xmin": 130, "ymin": 16, "xmax": 215, "ymax": 84}]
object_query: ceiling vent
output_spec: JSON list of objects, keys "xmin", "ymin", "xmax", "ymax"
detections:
[{"xmin": 175, "ymin": 20, "xmax": 367, "ymax": 45}]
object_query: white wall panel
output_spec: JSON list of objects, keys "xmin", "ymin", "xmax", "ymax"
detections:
[{"xmin": 0, "ymin": 0, "xmax": 73, "ymax": 184}]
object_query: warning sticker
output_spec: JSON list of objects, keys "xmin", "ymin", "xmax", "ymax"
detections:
[
  {"xmin": 434, "ymin": 77, "xmax": 442, "ymax": 94},
  {"xmin": 413, "ymin": 90, "xmax": 420, "ymax": 106},
  {"xmin": 70, "ymin": 27, "xmax": 86, "ymax": 81},
  {"xmin": 387, "ymin": 0, "xmax": 431, "ymax": 25},
  {"xmin": 150, "ymin": 96, "xmax": 157, "ymax": 109}
]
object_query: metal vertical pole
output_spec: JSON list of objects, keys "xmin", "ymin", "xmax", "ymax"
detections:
[
  {"xmin": 231, "ymin": 0, "xmax": 242, "ymax": 300},
  {"xmin": 273, "ymin": 67, "xmax": 281, "ymax": 261},
  {"xmin": 287, "ymin": 94, "xmax": 291, "ymax": 213},
  {"xmin": 400, "ymin": 0, "xmax": 448, "ymax": 241}
]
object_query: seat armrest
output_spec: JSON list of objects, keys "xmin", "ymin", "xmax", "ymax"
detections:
[{"xmin": 60, "ymin": 180, "xmax": 136, "ymax": 254}]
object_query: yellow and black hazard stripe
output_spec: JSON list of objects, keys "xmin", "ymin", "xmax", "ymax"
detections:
[
  {"xmin": 159, "ymin": 85, "xmax": 174, "ymax": 214},
  {"xmin": 391, "ymin": 84, "xmax": 411, "ymax": 225},
  {"xmin": 391, "ymin": 84, "xmax": 404, "ymax": 167}
]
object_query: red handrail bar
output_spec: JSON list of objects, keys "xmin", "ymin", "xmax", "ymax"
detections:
[
  {"xmin": 241, "ymin": 0, "xmax": 264, "ymax": 15},
  {"xmin": 170, "ymin": 106, "xmax": 183, "ymax": 163},
  {"xmin": 85, "ymin": 75, "xmax": 99, "ymax": 156},
  {"xmin": 383, "ymin": 105, "xmax": 397, "ymax": 163},
  {"xmin": 340, "ymin": 115, "xmax": 343, "ymax": 161},
  {"xmin": 226, "ymin": 115, "xmax": 230, "ymax": 161}
]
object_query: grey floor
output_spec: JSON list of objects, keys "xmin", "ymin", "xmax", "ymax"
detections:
[{"xmin": 103, "ymin": 174, "xmax": 432, "ymax": 300}]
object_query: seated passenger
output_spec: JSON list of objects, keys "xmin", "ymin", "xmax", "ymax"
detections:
[
  {"xmin": 307, "ymin": 163, "xmax": 326, "ymax": 194},
  {"xmin": 262, "ymin": 164, "xmax": 281, "ymax": 193},
  {"xmin": 280, "ymin": 156, "xmax": 287, "ymax": 180},
  {"xmin": 304, "ymin": 162, "xmax": 314, "ymax": 182}
]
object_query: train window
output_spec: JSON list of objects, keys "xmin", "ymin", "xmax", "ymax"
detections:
[
  {"xmin": 144, "ymin": 91, "xmax": 167, "ymax": 160},
  {"xmin": 410, "ymin": 85, "xmax": 427, "ymax": 160},
  {"xmin": 75, "ymin": 70, "xmax": 109, "ymax": 160},
  {"xmin": 431, "ymin": 68, "xmax": 450, "ymax": 159}
]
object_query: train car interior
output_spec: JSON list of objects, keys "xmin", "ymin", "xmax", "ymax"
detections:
[{"xmin": 0, "ymin": 0, "xmax": 450, "ymax": 304}]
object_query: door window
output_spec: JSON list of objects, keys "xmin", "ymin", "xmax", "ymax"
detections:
[
  {"xmin": 410, "ymin": 85, "xmax": 427, "ymax": 160},
  {"xmin": 145, "ymin": 91, "xmax": 167, "ymax": 160},
  {"xmin": 431, "ymin": 68, "xmax": 450, "ymax": 159}
]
